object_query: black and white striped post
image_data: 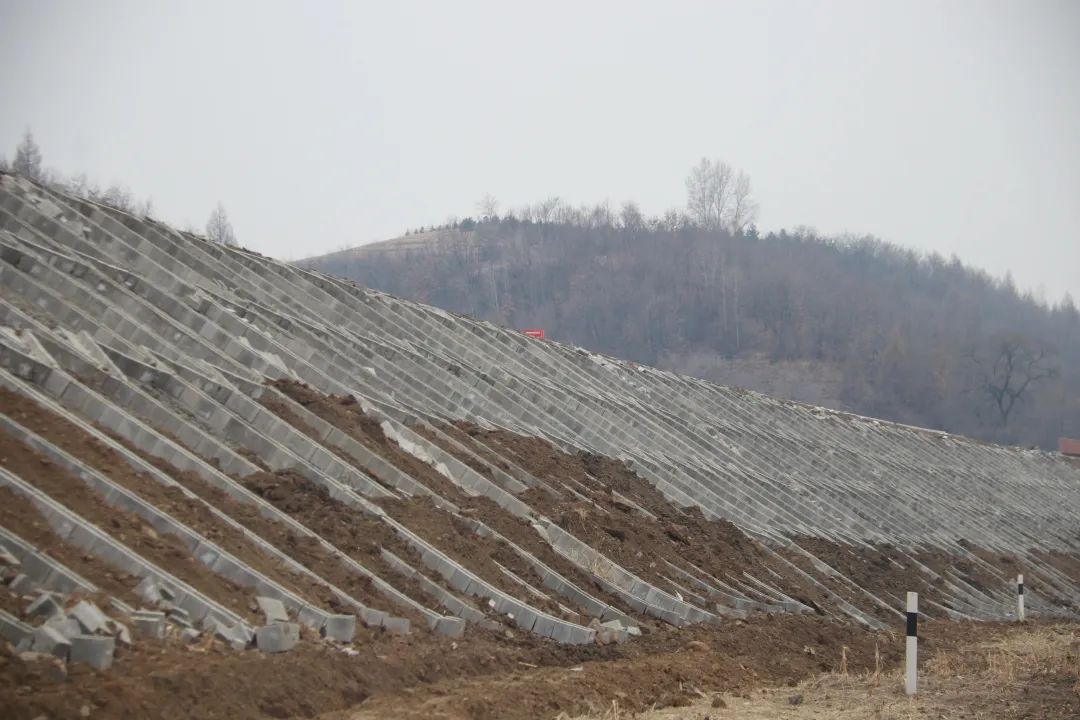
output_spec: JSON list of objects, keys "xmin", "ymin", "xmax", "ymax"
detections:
[
  {"xmin": 1017, "ymin": 574, "xmax": 1025, "ymax": 622},
  {"xmin": 905, "ymin": 591, "xmax": 918, "ymax": 696}
]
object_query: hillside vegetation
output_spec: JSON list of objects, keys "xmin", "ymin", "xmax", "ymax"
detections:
[{"xmin": 304, "ymin": 214, "xmax": 1079, "ymax": 450}]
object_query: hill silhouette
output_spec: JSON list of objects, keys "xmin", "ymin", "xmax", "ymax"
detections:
[{"xmin": 303, "ymin": 214, "xmax": 1079, "ymax": 450}]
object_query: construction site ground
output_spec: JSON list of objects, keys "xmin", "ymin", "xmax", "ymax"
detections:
[{"xmin": 2, "ymin": 383, "xmax": 1078, "ymax": 719}]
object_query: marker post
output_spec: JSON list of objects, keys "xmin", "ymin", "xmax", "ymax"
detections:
[
  {"xmin": 1017, "ymin": 574, "xmax": 1025, "ymax": 622},
  {"xmin": 905, "ymin": 591, "xmax": 918, "ymax": 696}
]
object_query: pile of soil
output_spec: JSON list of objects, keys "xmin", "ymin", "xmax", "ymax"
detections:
[
  {"xmin": 457, "ymin": 424, "xmax": 808, "ymax": 611},
  {"xmin": 265, "ymin": 381, "xmax": 470, "ymax": 503},
  {"xmin": 262, "ymin": 382, "xmax": 607, "ymax": 617},
  {"xmin": 236, "ymin": 468, "xmax": 433, "ymax": 622}
]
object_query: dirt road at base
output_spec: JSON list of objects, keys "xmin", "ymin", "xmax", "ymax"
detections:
[{"xmin": 2, "ymin": 612, "xmax": 910, "ymax": 720}]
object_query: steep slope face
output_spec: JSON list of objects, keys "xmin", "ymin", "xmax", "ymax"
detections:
[
  {"xmin": 303, "ymin": 222, "xmax": 1080, "ymax": 450},
  {"xmin": 0, "ymin": 168, "xmax": 1078, "ymax": 712}
]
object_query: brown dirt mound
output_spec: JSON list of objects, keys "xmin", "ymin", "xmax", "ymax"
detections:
[{"xmin": 265, "ymin": 380, "xmax": 470, "ymax": 502}]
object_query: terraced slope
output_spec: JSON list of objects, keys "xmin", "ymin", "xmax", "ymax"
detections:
[{"xmin": 0, "ymin": 169, "xmax": 1078, "ymax": 680}]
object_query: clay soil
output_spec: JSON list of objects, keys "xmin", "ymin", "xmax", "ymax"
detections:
[{"xmin": 264, "ymin": 380, "xmax": 466, "ymax": 504}]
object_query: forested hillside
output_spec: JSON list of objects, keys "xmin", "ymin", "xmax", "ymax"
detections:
[{"xmin": 310, "ymin": 213, "xmax": 1079, "ymax": 450}]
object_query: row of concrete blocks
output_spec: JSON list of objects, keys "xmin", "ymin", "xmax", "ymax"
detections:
[
  {"xmin": 70, "ymin": 344, "xmax": 477, "ymax": 631},
  {"xmin": 387, "ymin": 518, "xmax": 597, "ymax": 645},
  {"xmin": 8, "ymin": 180, "xmax": 1080, "ymax": 561},
  {"xmin": 537, "ymin": 520, "xmax": 717, "ymax": 626},
  {"xmin": 247, "ymin": 383, "xmax": 447, "ymax": 502},
  {"xmin": 376, "ymin": 415, "xmax": 532, "ymax": 518},
  {"xmin": 0, "ymin": 466, "xmax": 255, "ymax": 637},
  {"xmin": 168, "ymin": 248, "xmax": 1080, "ymax": 578},
  {"xmin": 379, "ymin": 549, "xmax": 497, "ymax": 629},
  {"xmin": 0, "ymin": 414, "xmax": 359, "ymax": 642},
  {"xmin": 96, "ymin": 337, "xmax": 397, "ymax": 503},
  {"xmin": 660, "ymin": 559, "xmax": 782, "ymax": 617},
  {"xmin": 105, "ymin": 365, "xmax": 466, "ymax": 630},
  {"xmin": 347, "ymin": 289, "xmax": 1080, "ymax": 561},
  {"xmin": 135, "ymin": 253, "xmax": 1080, "ymax": 613},
  {"xmin": 18, "ymin": 340, "xmax": 545, "ymax": 639},
  {"xmin": 10, "ymin": 174, "xmax": 1080, "ymax": 613},
  {"xmin": 456, "ymin": 514, "xmax": 637, "ymax": 627},
  {"xmin": 0, "ymin": 363, "xmax": 456, "ymax": 637}
]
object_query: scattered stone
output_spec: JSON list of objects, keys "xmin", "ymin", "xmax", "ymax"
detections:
[
  {"xmin": 686, "ymin": 640, "xmax": 709, "ymax": 652},
  {"xmin": 108, "ymin": 620, "xmax": 132, "ymax": 646},
  {"xmin": 255, "ymin": 596, "xmax": 289, "ymax": 625},
  {"xmin": 69, "ymin": 635, "xmax": 115, "ymax": 670},
  {"xmin": 30, "ymin": 625, "xmax": 71, "ymax": 660},
  {"xmin": 26, "ymin": 593, "xmax": 64, "ymax": 621},
  {"xmin": 210, "ymin": 620, "xmax": 250, "ymax": 650},
  {"xmin": 788, "ymin": 694, "xmax": 804, "ymax": 706},
  {"xmin": 0, "ymin": 545, "xmax": 19, "ymax": 566},
  {"xmin": 43, "ymin": 614, "xmax": 82, "ymax": 639},
  {"xmin": 255, "ymin": 622, "xmax": 299, "ymax": 653},
  {"xmin": 69, "ymin": 600, "xmax": 110, "ymax": 634},
  {"xmin": 131, "ymin": 611, "xmax": 166, "ymax": 639},
  {"xmin": 180, "ymin": 627, "xmax": 201, "ymax": 644},
  {"xmin": 8, "ymin": 573, "xmax": 32, "ymax": 593},
  {"xmin": 320, "ymin": 614, "xmax": 356, "ymax": 642},
  {"xmin": 711, "ymin": 696, "xmax": 727, "ymax": 708},
  {"xmin": 166, "ymin": 607, "xmax": 192, "ymax": 629}
]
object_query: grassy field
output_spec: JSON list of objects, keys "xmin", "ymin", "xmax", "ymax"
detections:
[{"xmin": 573, "ymin": 623, "xmax": 1080, "ymax": 720}]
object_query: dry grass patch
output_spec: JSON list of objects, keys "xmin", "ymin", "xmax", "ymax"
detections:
[{"xmin": 575, "ymin": 623, "xmax": 1079, "ymax": 720}]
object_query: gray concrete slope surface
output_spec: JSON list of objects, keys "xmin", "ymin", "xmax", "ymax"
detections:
[{"xmin": 0, "ymin": 171, "xmax": 1078, "ymax": 645}]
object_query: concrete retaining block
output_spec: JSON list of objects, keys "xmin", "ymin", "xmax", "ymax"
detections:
[
  {"xmin": 69, "ymin": 600, "xmax": 110, "ymax": 634},
  {"xmin": 26, "ymin": 592, "xmax": 63, "ymax": 620},
  {"xmin": 256, "ymin": 596, "xmax": 289, "ymax": 625},
  {"xmin": 30, "ymin": 625, "xmax": 70, "ymax": 659},
  {"xmin": 256, "ymin": 622, "xmax": 299, "ymax": 653},
  {"xmin": 70, "ymin": 634, "xmax": 115, "ymax": 669},
  {"xmin": 131, "ymin": 611, "xmax": 167, "ymax": 639}
]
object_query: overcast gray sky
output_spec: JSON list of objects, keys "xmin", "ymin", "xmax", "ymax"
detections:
[{"xmin": 2, "ymin": 0, "xmax": 1077, "ymax": 300}]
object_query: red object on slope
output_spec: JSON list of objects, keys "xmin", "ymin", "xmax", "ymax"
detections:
[{"xmin": 1058, "ymin": 437, "xmax": 1080, "ymax": 457}]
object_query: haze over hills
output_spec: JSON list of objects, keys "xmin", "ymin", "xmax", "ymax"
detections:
[{"xmin": 303, "ymin": 212, "xmax": 1080, "ymax": 451}]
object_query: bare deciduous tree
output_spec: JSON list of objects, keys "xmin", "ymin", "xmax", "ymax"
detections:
[
  {"xmin": 686, "ymin": 157, "xmax": 734, "ymax": 231},
  {"xmin": 619, "ymin": 200, "xmax": 645, "ymax": 232},
  {"xmin": 686, "ymin": 158, "xmax": 758, "ymax": 233},
  {"xmin": 729, "ymin": 170, "xmax": 759, "ymax": 233},
  {"xmin": 206, "ymin": 202, "xmax": 238, "ymax": 246},
  {"xmin": 477, "ymin": 194, "xmax": 499, "ymax": 221},
  {"xmin": 972, "ymin": 334, "xmax": 1058, "ymax": 425},
  {"xmin": 13, "ymin": 129, "xmax": 44, "ymax": 181}
]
